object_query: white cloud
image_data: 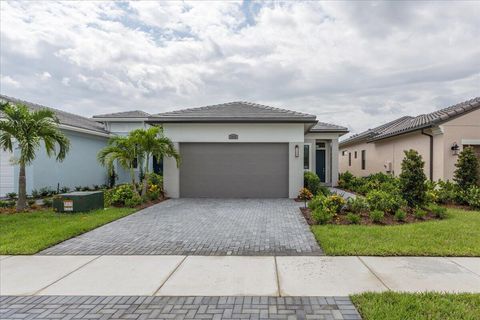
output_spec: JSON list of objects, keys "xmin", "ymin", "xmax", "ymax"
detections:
[
  {"xmin": 0, "ymin": 1, "xmax": 479, "ymax": 135},
  {"xmin": 38, "ymin": 71, "xmax": 51, "ymax": 81},
  {"xmin": 0, "ymin": 74, "xmax": 20, "ymax": 88}
]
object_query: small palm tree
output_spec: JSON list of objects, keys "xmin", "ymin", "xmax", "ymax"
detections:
[
  {"xmin": 130, "ymin": 126, "xmax": 180, "ymax": 195},
  {"xmin": 0, "ymin": 102, "xmax": 70, "ymax": 211},
  {"xmin": 97, "ymin": 135, "xmax": 141, "ymax": 193}
]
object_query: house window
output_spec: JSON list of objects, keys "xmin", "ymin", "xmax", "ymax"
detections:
[
  {"xmin": 132, "ymin": 158, "xmax": 138, "ymax": 169},
  {"xmin": 361, "ymin": 150, "xmax": 366, "ymax": 170},
  {"xmin": 348, "ymin": 152, "xmax": 352, "ymax": 166},
  {"xmin": 354, "ymin": 151, "xmax": 357, "ymax": 159},
  {"xmin": 304, "ymin": 145, "xmax": 310, "ymax": 170},
  {"xmin": 342, "ymin": 150, "xmax": 345, "ymax": 156}
]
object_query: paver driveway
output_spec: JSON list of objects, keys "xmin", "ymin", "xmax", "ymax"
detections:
[{"xmin": 40, "ymin": 199, "xmax": 323, "ymax": 255}]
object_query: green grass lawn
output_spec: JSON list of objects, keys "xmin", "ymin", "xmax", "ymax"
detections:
[
  {"xmin": 312, "ymin": 208, "xmax": 480, "ymax": 256},
  {"xmin": 0, "ymin": 207, "xmax": 135, "ymax": 254},
  {"xmin": 351, "ymin": 292, "xmax": 480, "ymax": 320}
]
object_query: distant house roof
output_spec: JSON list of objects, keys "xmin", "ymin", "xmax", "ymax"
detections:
[
  {"xmin": 0, "ymin": 95, "xmax": 109, "ymax": 135},
  {"xmin": 340, "ymin": 97, "xmax": 480, "ymax": 147},
  {"xmin": 149, "ymin": 101, "xmax": 317, "ymax": 123},
  {"xmin": 92, "ymin": 110, "xmax": 150, "ymax": 119},
  {"xmin": 309, "ymin": 122, "xmax": 349, "ymax": 133}
]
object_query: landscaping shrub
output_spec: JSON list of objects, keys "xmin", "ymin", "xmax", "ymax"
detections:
[
  {"xmin": 111, "ymin": 184, "xmax": 136, "ymax": 206},
  {"xmin": 322, "ymin": 194, "xmax": 346, "ymax": 214},
  {"xmin": 366, "ymin": 190, "xmax": 404, "ymax": 214},
  {"xmin": 312, "ymin": 208, "xmax": 334, "ymax": 225},
  {"xmin": 27, "ymin": 199, "xmax": 36, "ymax": 207},
  {"xmin": 370, "ymin": 210, "xmax": 384, "ymax": 223},
  {"xmin": 435, "ymin": 180, "xmax": 461, "ymax": 204},
  {"xmin": 427, "ymin": 204, "xmax": 448, "ymax": 219},
  {"xmin": 298, "ymin": 188, "xmax": 313, "ymax": 208},
  {"xmin": 147, "ymin": 184, "xmax": 161, "ymax": 201},
  {"xmin": 399, "ymin": 149, "xmax": 427, "ymax": 207},
  {"xmin": 318, "ymin": 185, "xmax": 331, "ymax": 196},
  {"xmin": 345, "ymin": 196, "xmax": 369, "ymax": 214},
  {"xmin": 6, "ymin": 192, "xmax": 17, "ymax": 200},
  {"xmin": 338, "ymin": 171, "xmax": 356, "ymax": 190},
  {"xmin": 394, "ymin": 209, "xmax": 407, "ymax": 222},
  {"xmin": 346, "ymin": 212, "xmax": 360, "ymax": 224},
  {"xmin": 414, "ymin": 207, "xmax": 427, "ymax": 220},
  {"xmin": 30, "ymin": 189, "xmax": 40, "ymax": 199},
  {"xmin": 454, "ymin": 146, "xmax": 480, "ymax": 191},
  {"xmin": 308, "ymin": 194, "xmax": 325, "ymax": 211},
  {"xmin": 125, "ymin": 194, "xmax": 142, "ymax": 208},
  {"xmin": 148, "ymin": 173, "xmax": 163, "ymax": 187},
  {"xmin": 39, "ymin": 187, "xmax": 56, "ymax": 197},
  {"xmin": 104, "ymin": 189, "xmax": 114, "ymax": 207},
  {"xmin": 464, "ymin": 185, "xmax": 480, "ymax": 209},
  {"xmin": 43, "ymin": 198, "xmax": 53, "ymax": 207},
  {"xmin": 0, "ymin": 200, "xmax": 15, "ymax": 208},
  {"xmin": 304, "ymin": 171, "xmax": 321, "ymax": 195},
  {"xmin": 59, "ymin": 186, "xmax": 70, "ymax": 194}
]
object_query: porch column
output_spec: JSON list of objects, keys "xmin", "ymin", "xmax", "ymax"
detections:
[{"xmin": 331, "ymin": 138, "xmax": 339, "ymax": 186}]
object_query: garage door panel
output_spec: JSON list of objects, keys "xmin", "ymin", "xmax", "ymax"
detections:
[{"xmin": 180, "ymin": 143, "xmax": 288, "ymax": 198}]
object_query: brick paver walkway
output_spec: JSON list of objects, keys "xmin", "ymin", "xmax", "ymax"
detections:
[
  {"xmin": 40, "ymin": 199, "xmax": 322, "ymax": 256},
  {"xmin": 0, "ymin": 296, "xmax": 361, "ymax": 320}
]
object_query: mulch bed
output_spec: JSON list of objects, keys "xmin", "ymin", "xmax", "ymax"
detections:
[{"xmin": 300, "ymin": 206, "xmax": 443, "ymax": 226}]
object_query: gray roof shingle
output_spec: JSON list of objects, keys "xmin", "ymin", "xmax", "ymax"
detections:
[
  {"xmin": 0, "ymin": 95, "xmax": 109, "ymax": 134},
  {"xmin": 149, "ymin": 101, "xmax": 317, "ymax": 123},
  {"xmin": 92, "ymin": 110, "xmax": 150, "ymax": 118},
  {"xmin": 340, "ymin": 97, "xmax": 480, "ymax": 146},
  {"xmin": 309, "ymin": 122, "xmax": 348, "ymax": 133}
]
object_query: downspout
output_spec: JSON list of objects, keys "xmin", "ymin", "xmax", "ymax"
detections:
[{"xmin": 421, "ymin": 129, "xmax": 434, "ymax": 181}]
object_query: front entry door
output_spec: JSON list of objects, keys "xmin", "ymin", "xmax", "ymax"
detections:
[{"xmin": 316, "ymin": 149, "xmax": 326, "ymax": 183}]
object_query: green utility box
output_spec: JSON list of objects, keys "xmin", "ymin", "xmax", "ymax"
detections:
[{"xmin": 53, "ymin": 191, "xmax": 104, "ymax": 213}]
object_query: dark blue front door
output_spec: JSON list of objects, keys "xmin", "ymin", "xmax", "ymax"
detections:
[{"xmin": 316, "ymin": 149, "xmax": 326, "ymax": 182}]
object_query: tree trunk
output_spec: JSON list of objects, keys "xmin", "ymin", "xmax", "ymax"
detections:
[
  {"xmin": 142, "ymin": 155, "xmax": 150, "ymax": 196},
  {"xmin": 130, "ymin": 166, "xmax": 138, "ymax": 194},
  {"xmin": 17, "ymin": 162, "xmax": 27, "ymax": 212}
]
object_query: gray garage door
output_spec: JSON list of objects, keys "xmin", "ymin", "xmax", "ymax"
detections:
[{"xmin": 179, "ymin": 143, "xmax": 289, "ymax": 198}]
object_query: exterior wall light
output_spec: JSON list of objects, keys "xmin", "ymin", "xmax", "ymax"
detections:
[
  {"xmin": 295, "ymin": 145, "xmax": 299, "ymax": 157},
  {"xmin": 451, "ymin": 142, "xmax": 460, "ymax": 156}
]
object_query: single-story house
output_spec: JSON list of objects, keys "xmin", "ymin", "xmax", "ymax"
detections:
[
  {"xmin": 339, "ymin": 97, "xmax": 480, "ymax": 181},
  {"xmin": 1, "ymin": 96, "xmax": 348, "ymax": 198}
]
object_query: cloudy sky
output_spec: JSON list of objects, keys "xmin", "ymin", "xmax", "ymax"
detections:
[{"xmin": 1, "ymin": 1, "xmax": 479, "ymax": 136}]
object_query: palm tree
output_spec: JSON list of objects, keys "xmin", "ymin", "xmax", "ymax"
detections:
[
  {"xmin": 130, "ymin": 126, "xmax": 180, "ymax": 195},
  {"xmin": 0, "ymin": 102, "xmax": 70, "ymax": 211},
  {"xmin": 97, "ymin": 135, "xmax": 140, "ymax": 193}
]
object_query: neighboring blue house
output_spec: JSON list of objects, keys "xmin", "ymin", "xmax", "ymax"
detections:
[{"xmin": 0, "ymin": 95, "xmax": 152, "ymax": 196}]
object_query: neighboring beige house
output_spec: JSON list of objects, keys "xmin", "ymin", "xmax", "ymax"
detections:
[{"xmin": 339, "ymin": 97, "xmax": 480, "ymax": 181}]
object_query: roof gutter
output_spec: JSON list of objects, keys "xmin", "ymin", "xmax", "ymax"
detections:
[{"xmin": 421, "ymin": 128, "xmax": 434, "ymax": 181}]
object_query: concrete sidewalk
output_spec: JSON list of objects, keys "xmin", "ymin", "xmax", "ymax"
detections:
[{"xmin": 1, "ymin": 255, "xmax": 479, "ymax": 296}]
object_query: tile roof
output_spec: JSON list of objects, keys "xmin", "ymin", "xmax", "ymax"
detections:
[
  {"xmin": 149, "ymin": 101, "xmax": 317, "ymax": 123},
  {"xmin": 309, "ymin": 122, "xmax": 349, "ymax": 133},
  {"xmin": 340, "ymin": 97, "xmax": 480, "ymax": 146},
  {"xmin": 0, "ymin": 95, "xmax": 109, "ymax": 134},
  {"xmin": 92, "ymin": 110, "xmax": 150, "ymax": 118}
]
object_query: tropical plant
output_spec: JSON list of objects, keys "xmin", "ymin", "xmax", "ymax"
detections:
[
  {"xmin": 454, "ymin": 146, "xmax": 480, "ymax": 191},
  {"xmin": 312, "ymin": 207, "xmax": 334, "ymax": 225},
  {"xmin": 97, "ymin": 135, "xmax": 141, "ymax": 193},
  {"xmin": 394, "ymin": 209, "xmax": 407, "ymax": 222},
  {"xmin": 0, "ymin": 102, "xmax": 70, "ymax": 211},
  {"xmin": 366, "ymin": 189, "xmax": 405, "ymax": 214},
  {"xmin": 308, "ymin": 193, "xmax": 325, "ymax": 211},
  {"xmin": 129, "ymin": 126, "xmax": 180, "ymax": 195},
  {"xmin": 399, "ymin": 149, "xmax": 427, "ymax": 207},
  {"xmin": 346, "ymin": 212, "xmax": 361, "ymax": 224},
  {"xmin": 345, "ymin": 196, "xmax": 369, "ymax": 214},
  {"xmin": 370, "ymin": 210, "xmax": 384, "ymax": 223},
  {"xmin": 298, "ymin": 188, "xmax": 313, "ymax": 208},
  {"xmin": 464, "ymin": 185, "xmax": 480, "ymax": 209},
  {"xmin": 304, "ymin": 171, "xmax": 321, "ymax": 195},
  {"xmin": 322, "ymin": 194, "xmax": 346, "ymax": 214}
]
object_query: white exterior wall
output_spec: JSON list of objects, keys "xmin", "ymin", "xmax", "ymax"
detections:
[
  {"xmin": 0, "ymin": 149, "xmax": 15, "ymax": 197},
  {"xmin": 163, "ymin": 123, "xmax": 305, "ymax": 198}
]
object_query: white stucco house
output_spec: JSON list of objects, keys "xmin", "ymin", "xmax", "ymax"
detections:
[{"xmin": 1, "ymin": 97, "xmax": 347, "ymax": 198}]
